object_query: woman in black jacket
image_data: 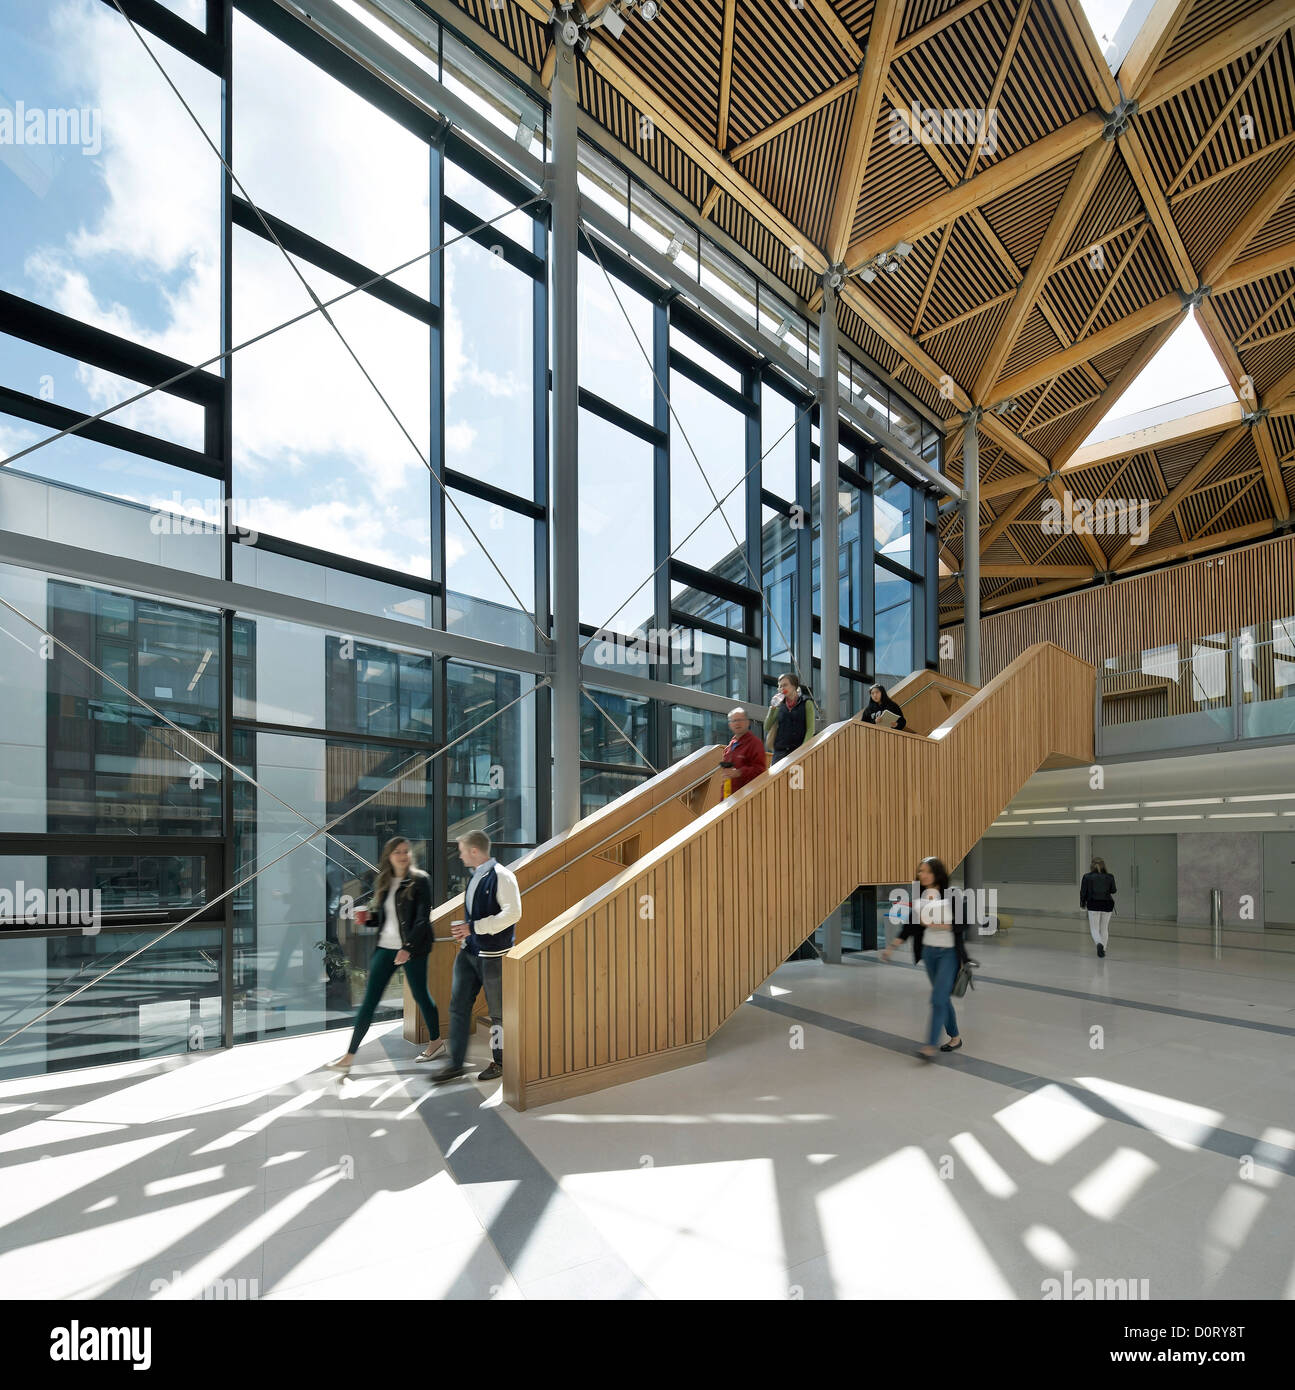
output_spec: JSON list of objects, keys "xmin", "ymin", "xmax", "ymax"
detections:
[
  {"xmin": 327, "ymin": 836, "xmax": 441, "ymax": 1073},
  {"xmin": 880, "ymin": 856, "xmax": 973, "ymax": 1060},
  {"xmin": 861, "ymin": 684, "xmax": 906, "ymax": 730},
  {"xmin": 1080, "ymin": 856, "xmax": 1117, "ymax": 958}
]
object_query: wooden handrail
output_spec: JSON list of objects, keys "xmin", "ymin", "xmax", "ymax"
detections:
[
  {"xmin": 402, "ymin": 742, "xmax": 728, "ymax": 1044},
  {"xmin": 501, "ymin": 643, "xmax": 1094, "ymax": 1109}
]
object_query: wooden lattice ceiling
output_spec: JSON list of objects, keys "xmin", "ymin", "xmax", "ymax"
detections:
[{"xmin": 429, "ymin": 0, "xmax": 1295, "ymax": 615}]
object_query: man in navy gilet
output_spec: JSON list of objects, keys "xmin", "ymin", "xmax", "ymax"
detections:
[{"xmin": 431, "ymin": 829, "xmax": 522, "ymax": 1083}]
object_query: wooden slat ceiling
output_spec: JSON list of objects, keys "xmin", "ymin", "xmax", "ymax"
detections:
[{"xmin": 436, "ymin": 0, "xmax": 1295, "ymax": 616}]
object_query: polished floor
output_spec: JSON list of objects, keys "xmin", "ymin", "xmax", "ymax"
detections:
[{"xmin": 1, "ymin": 921, "xmax": 1292, "ymax": 1301}]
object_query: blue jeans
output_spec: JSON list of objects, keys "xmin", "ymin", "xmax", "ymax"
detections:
[{"xmin": 922, "ymin": 947, "xmax": 960, "ymax": 1047}]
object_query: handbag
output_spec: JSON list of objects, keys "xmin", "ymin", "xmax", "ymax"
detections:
[{"xmin": 952, "ymin": 958, "xmax": 978, "ymax": 998}]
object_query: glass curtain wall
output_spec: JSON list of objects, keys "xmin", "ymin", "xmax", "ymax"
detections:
[{"xmin": 0, "ymin": 0, "xmax": 942, "ymax": 1077}]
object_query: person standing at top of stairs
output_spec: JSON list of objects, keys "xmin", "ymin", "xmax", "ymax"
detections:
[{"xmin": 765, "ymin": 672, "xmax": 815, "ymax": 765}]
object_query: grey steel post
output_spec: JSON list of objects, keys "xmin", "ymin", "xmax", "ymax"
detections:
[
  {"xmin": 1231, "ymin": 634, "xmax": 1244, "ymax": 743},
  {"xmin": 961, "ymin": 407, "xmax": 984, "ymax": 925},
  {"xmin": 818, "ymin": 275, "xmax": 842, "ymax": 721},
  {"xmin": 962, "ymin": 407, "xmax": 982, "ymax": 687},
  {"xmin": 1210, "ymin": 886, "xmax": 1223, "ymax": 957},
  {"xmin": 817, "ymin": 276, "xmax": 843, "ymax": 964},
  {"xmin": 549, "ymin": 26, "xmax": 582, "ymax": 833}
]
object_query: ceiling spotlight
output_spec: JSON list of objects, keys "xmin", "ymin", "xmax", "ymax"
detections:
[
  {"xmin": 883, "ymin": 258, "xmax": 900, "ymax": 275},
  {"xmin": 640, "ymin": 0, "xmax": 660, "ymax": 19},
  {"xmin": 859, "ymin": 266, "xmax": 876, "ymax": 283},
  {"xmin": 599, "ymin": 5, "xmax": 627, "ymax": 39},
  {"xmin": 894, "ymin": 241, "xmax": 912, "ymax": 259},
  {"xmin": 665, "ymin": 234, "xmax": 683, "ymax": 261}
]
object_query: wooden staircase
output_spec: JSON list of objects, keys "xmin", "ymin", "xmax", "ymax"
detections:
[{"xmin": 406, "ymin": 643, "xmax": 1095, "ymax": 1109}]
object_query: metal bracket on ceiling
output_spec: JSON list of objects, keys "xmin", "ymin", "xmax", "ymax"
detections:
[
  {"xmin": 1179, "ymin": 285, "xmax": 1212, "ymax": 310},
  {"xmin": 1241, "ymin": 406, "xmax": 1269, "ymax": 427},
  {"xmin": 821, "ymin": 262, "xmax": 847, "ymax": 294},
  {"xmin": 1100, "ymin": 97, "xmax": 1139, "ymax": 141}
]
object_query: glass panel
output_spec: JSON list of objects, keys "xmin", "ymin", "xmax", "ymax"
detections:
[
  {"xmin": 233, "ymin": 730, "xmax": 427, "ymax": 1042},
  {"xmin": 444, "ymin": 489, "xmax": 537, "ymax": 649},
  {"xmin": 669, "ymin": 370, "xmax": 746, "ymax": 583},
  {"xmin": 1, "ymin": 442, "xmax": 224, "ymax": 577},
  {"xmin": 0, "ymin": 925, "xmax": 223, "ymax": 1078},
  {"xmin": 445, "ymin": 661, "xmax": 537, "ymax": 847},
  {"xmin": 231, "ymin": 545, "xmax": 432, "ymax": 627},
  {"xmin": 1241, "ymin": 622, "xmax": 1295, "ymax": 738},
  {"xmin": 445, "ymin": 231, "xmax": 535, "ymax": 500},
  {"xmin": 0, "ymin": 852, "xmax": 208, "ymax": 919},
  {"xmin": 232, "ymin": 228, "xmax": 432, "ymax": 574},
  {"xmin": 580, "ymin": 766, "xmax": 648, "ymax": 817},
  {"xmin": 579, "ymin": 254, "xmax": 655, "ymax": 421},
  {"xmin": 874, "ymin": 469, "xmax": 914, "ymax": 570},
  {"xmin": 0, "ymin": 1, "xmax": 221, "ymax": 362},
  {"xmin": 762, "ymin": 504, "xmax": 797, "ymax": 673},
  {"xmin": 234, "ymin": 8, "xmax": 430, "ymax": 283},
  {"xmin": 0, "ymin": 332, "xmax": 206, "ymax": 449},
  {"xmin": 874, "ymin": 564, "xmax": 914, "ymax": 686},
  {"xmin": 581, "ymin": 687, "xmax": 650, "ymax": 766},
  {"xmin": 671, "ymin": 328, "xmax": 743, "ymax": 392},
  {"xmin": 0, "ymin": 576, "xmax": 223, "ymax": 836},
  {"xmin": 762, "ymin": 386, "xmax": 798, "ymax": 502},
  {"xmin": 671, "ymin": 627, "xmax": 747, "ymax": 700},
  {"xmin": 444, "ymin": 156, "xmax": 537, "ymax": 248},
  {"xmin": 669, "ymin": 703, "xmax": 730, "ymax": 760},
  {"xmin": 578, "ymin": 409, "xmax": 655, "ymax": 634}
]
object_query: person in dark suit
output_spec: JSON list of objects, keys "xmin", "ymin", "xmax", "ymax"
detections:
[
  {"xmin": 1080, "ymin": 856, "xmax": 1117, "ymax": 958},
  {"xmin": 861, "ymin": 684, "xmax": 907, "ymax": 730},
  {"xmin": 326, "ymin": 836, "xmax": 440, "ymax": 1074}
]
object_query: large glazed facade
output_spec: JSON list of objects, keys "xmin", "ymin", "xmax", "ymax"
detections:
[{"xmin": 0, "ymin": 0, "xmax": 945, "ymax": 1077}]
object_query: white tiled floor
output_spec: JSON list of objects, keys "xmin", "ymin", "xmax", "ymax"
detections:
[{"xmin": 1, "ymin": 924, "xmax": 1292, "ymax": 1300}]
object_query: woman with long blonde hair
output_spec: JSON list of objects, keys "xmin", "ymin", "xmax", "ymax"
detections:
[{"xmin": 327, "ymin": 836, "xmax": 442, "ymax": 1074}]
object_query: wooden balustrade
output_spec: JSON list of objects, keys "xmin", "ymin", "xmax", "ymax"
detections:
[
  {"xmin": 499, "ymin": 643, "xmax": 1094, "ymax": 1109},
  {"xmin": 402, "ymin": 743, "xmax": 727, "ymax": 1045}
]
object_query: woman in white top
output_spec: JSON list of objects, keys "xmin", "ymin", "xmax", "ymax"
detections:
[
  {"xmin": 880, "ymin": 857, "xmax": 967, "ymax": 1060},
  {"xmin": 327, "ymin": 837, "xmax": 442, "ymax": 1074}
]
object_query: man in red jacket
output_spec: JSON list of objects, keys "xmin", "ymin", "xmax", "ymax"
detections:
[{"xmin": 720, "ymin": 707, "xmax": 767, "ymax": 797}]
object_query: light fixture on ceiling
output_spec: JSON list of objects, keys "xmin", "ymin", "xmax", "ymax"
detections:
[
  {"xmin": 665, "ymin": 233, "xmax": 683, "ymax": 261},
  {"xmin": 639, "ymin": 0, "xmax": 660, "ymax": 19},
  {"xmin": 599, "ymin": 4, "xmax": 627, "ymax": 39},
  {"xmin": 774, "ymin": 315, "xmax": 793, "ymax": 341},
  {"xmin": 514, "ymin": 116, "xmax": 535, "ymax": 147}
]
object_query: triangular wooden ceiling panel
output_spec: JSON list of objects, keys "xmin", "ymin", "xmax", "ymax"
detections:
[{"xmin": 734, "ymin": 95, "xmax": 853, "ymax": 249}]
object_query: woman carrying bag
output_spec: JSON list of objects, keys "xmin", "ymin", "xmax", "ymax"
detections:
[
  {"xmin": 880, "ymin": 856, "xmax": 976, "ymax": 1060},
  {"xmin": 326, "ymin": 836, "xmax": 443, "ymax": 1074}
]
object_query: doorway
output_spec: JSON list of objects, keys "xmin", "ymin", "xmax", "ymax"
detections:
[
  {"xmin": 1090, "ymin": 835, "xmax": 1179, "ymax": 922},
  {"xmin": 1262, "ymin": 832, "xmax": 1295, "ymax": 931}
]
